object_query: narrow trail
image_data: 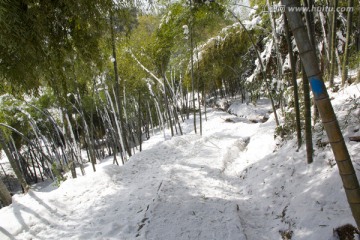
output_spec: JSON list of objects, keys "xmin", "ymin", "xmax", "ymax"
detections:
[
  {"xmin": 133, "ymin": 111, "xmax": 267, "ymax": 240},
  {"xmin": 141, "ymin": 134, "xmax": 248, "ymax": 240},
  {"xmin": 85, "ymin": 110, "xmax": 269, "ymax": 240}
]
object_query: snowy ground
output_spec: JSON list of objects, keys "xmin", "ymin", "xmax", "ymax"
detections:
[{"xmin": 0, "ymin": 83, "xmax": 360, "ymax": 240}]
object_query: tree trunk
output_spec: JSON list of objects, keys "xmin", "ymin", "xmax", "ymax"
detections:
[
  {"xmin": 147, "ymin": 101, "xmax": 155, "ymax": 136},
  {"xmin": 0, "ymin": 130, "xmax": 30, "ymax": 192},
  {"xmin": 137, "ymin": 92, "xmax": 142, "ymax": 151},
  {"xmin": 76, "ymin": 92, "xmax": 96, "ymax": 172},
  {"xmin": 196, "ymin": 48, "xmax": 203, "ymax": 136},
  {"xmin": 341, "ymin": 0, "xmax": 354, "ymax": 86},
  {"xmin": 282, "ymin": 0, "xmax": 360, "ymax": 229},
  {"xmin": 185, "ymin": 87, "xmax": 190, "ymax": 120},
  {"xmin": 357, "ymin": 2, "xmax": 360, "ymax": 51},
  {"xmin": 162, "ymin": 74, "xmax": 174, "ymax": 137},
  {"xmin": 173, "ymin": 108, "xmax": 183, "ymax": 135},
  {"xmin": 9, "ymin": 137, "xmax": 30, "ymax": 183},
  {"xmin": 0, "ymin": 178, "xmax": 12, "ymax": 206},
  {"xmin": 284, "ymin": 14, "xmax": 302, "ymax": 149},
  {"xmin": 304, "ymin": 0, "xmax": 316, "ymax": 48},
  {"xmin": 153, "ymin": 96, "xmax": 166, "ymax": 139},
  {"xmin": 319, "ymin": 11, "xmax": 330, "ymax": 74},
  {"xmin": 302, "ymin": 67, "xmax": 314, "ymax": 164},
  {"xmin": 65, "ymin": 112, "xmax": 84, "ymax": 175},
  {"xmin": 106, "ymin": 89, "xmax": 126, "ymax": 165},
  {"xmin": 329, "ymin": 0, "xmax": 338, "ymax": 87},
  {"xmin": 190, "ymin": 0, "xmax": 197, "ymax": 134},
  {"xmin": 179, "ymin": 74, "xmax": 186, "ymax": 123},
  {"xmin": 203, "ymin": 86, "xmax": 207, "ymax": 121},
  {"xmin": 267, "ymin": 0, "xmax": 283, "ymax": 79},
  {"xmin": 102, "ymin": 105, "xmax": 121, "ymax": 165},
  {"xmin": 110, "ymin": 14, "xmax": 131, "ymax": 158}
]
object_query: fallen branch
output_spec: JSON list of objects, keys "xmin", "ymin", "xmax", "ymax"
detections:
[{"xmin": 349, "ymin": 136, "xmax": 360, "ymax": 142}]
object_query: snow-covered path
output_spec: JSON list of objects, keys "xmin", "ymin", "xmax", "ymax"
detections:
[
  {"xmin": 123, "ymin": 109, "xmax": 267, "ymax": 240},
  {"xmin": 141, "ymin": 135, "xmax": 248, "ymax": 240},
  {"xmin": 0, "ymin": 105, "xmax": 270, "ymax": 240}
]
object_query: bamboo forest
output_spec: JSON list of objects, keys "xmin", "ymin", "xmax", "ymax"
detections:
[{"xmin": 0, "ymin": 0, "xmax": 360, "ymax": 239}]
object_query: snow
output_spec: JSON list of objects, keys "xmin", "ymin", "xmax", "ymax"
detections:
[
  {"xmin": 243, "ymin": 16, "xmax": 262, "ymax": 30},
  {"xmin": 247, "ymin": 37, "xmax": 273, "ymax": 83},
  {"xmin": 182, "ymin": 25, "xmax": 189, "ymax": 35},
  {"xmin": 248, "ymin": 6, "xmax": 258, "ymax": 17},
  {"xmin": 228, "ymin": 97, "xmax": 271, "ymax": 122},
  {"xmin": 190, "ymin": 22, "xmax": 243, "ymax": 67},
  {"xmin": 1, "ymin": 82, "xmax": 360, "ymax": 239},
  {"xmin": 336, "ymin": 30, "xmax": 346, "ymax": 51},
  {"xmin": 282, "ymin": 53, "xmax": 291, "ymax": 72}
]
